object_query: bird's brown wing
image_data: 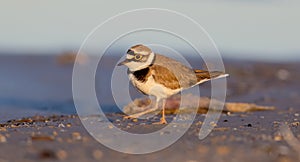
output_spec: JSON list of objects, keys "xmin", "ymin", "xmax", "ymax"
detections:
[
  {"xmin": 150, "ymin": 54, "xmax": 198, "ymax": 89},
  {"xmin": 150, "ymin": 65, "xmax": 180, "ymax": 89}
]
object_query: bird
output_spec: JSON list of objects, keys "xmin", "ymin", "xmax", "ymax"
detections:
[{"xmin": 118, "ymin": 44, "xmax": 228, "ymax": 124}]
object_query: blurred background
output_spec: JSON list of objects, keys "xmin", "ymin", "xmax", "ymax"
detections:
[
  {"xmin": 1, "ymin": 0, "xmax": 300, "ymax": 60},
  {"xmin": 0, "ymin": 0, "xmax": 299, "ymax": 121}
]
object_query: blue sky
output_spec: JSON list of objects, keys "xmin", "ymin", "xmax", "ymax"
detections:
[{"xmin": 0, "ymin": 0, "xmax": 299, "ymax": 61}]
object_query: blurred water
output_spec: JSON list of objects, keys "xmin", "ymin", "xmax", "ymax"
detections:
[{"xmin": 0, "ymin": 55, "xmax": 122, "ymax": 122}]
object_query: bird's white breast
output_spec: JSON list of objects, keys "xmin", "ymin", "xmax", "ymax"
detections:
[{"xmin": 128, "ymin": 73, "xmax": 181, "ymax": 100}]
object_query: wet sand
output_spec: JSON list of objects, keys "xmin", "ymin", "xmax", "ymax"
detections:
[{"xmin": 0, "ymin": 55, "xmax": 300, "ymax": 162}]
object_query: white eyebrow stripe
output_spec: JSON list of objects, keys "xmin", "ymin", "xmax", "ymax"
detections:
[
  {"xmin": 139, "ymin": 51, "xmax": 149, "ymax": 55},
  {"xmin": 126, "ymin": 54, "xmax": 134, "ymax": 59}
]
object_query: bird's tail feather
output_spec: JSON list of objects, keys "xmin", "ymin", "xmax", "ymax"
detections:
[{"xmin": 194, "ymin": 70, "xmax": 229, "ymax": 83}]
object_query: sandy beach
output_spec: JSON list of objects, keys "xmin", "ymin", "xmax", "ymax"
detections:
[{"xmin": 0, "ymin": 55, "xmax": 299, "ymax": 162}]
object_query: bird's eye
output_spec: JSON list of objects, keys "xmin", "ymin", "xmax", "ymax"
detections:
[{"xmin": 134, "ymin": 54, "xmax": 143, "ymax": 60}]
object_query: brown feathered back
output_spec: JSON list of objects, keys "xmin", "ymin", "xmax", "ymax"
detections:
[
  {"xmin": 150, "ymin": 54, "xmax": 198, "ymax": 89},
  {"xmin": 150, "ymin": 54, "xmax": 226, "ymax": 89}
]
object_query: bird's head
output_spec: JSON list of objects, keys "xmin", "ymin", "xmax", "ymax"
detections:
[{"xmin": 118, "ymin": 44, "xmax": 155, "ymax": 71}]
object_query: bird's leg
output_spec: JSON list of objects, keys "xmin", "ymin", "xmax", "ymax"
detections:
[
  {"xmin": 159, "ymin": 98, "xmax": 167, "ymax": 124},
  {"xmin": 153, "ymin": 98, "xmax": 167, "ymax": 124},
  {"xmin": 123, "ymin": 99, "xmax": 160, "ymax": 119}
]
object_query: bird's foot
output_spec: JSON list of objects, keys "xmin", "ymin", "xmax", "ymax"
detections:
[
  {"xmin": 123, "ymin": 106, "xmax": 159, "ymax": 120},
  {"xmin": 123, "ymin": 114, "xmax": 140, "ymax": 120},
  {"xmin": 153, "ymin": 117, "xmax": 168, "ymax": 124}
]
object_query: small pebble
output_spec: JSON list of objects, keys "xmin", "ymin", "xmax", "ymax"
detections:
[
  {"xmin": 58, "ymin": 123, "xmax": 65, "ymax": 128},
  {"xmin": 31, "ymin": 135, "xmax": 54, "ymax": 141},
  {"xmin": 92, "ymin": 149, "xmax": 103, "ymax": 160},
  {"xmin": 195, "ymin": 121, "xmax": 202, "ymax": 126},
  {"xmin": 66, "ymin": 123, "xmax": 72, "ymax": 128},
  {"xmin": 274, "ymin": 134, "xmax": 283, "ymax": 141},
  {"xmin": 214, "ymin": 127, "xmax": 230, "ymax": 131},
  {"xmin": 291, "ymin": 122, "xmax": 299, "ymax": 127},
  {"xmin": 294, "ymin": 113, "xmax": 299, "ymax": 117},
  {"xmin": 72, "ymin": 132, "xmax": 82, "ymax": 140},
  {"xmin": 210, "ymin": 122, "xmax": 217, "ymax": 127},
  {"xmin": 53, "ymin": 131, "xmax": 58, "ymax": 136},
  {"xmin": 273, "ymin": 121, "xmax": 281, "ymax": 127},
  {"xmin": 10, "ymin": 124, "xmax": 18, "ymax": 128},
  {"xmin": 39, "ymin": 149, "xmax": 56, "ymax": 159},
  {"xmin": 132, "ymin": 118, "xmax": 138, "ymax": 122},
  {"xmin": 56, "ymin": 150, "xmax": 68, "ymax": 160},
  {"xmin": 0, "ymin": 134, "xmax": 7, "ymax": 143},
  {"xmin": 108, "ymin": 124, "xmax": 114, "ymax": 129}
]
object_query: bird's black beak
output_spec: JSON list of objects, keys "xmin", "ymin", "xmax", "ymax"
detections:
[{"xmin": 117, "ymin": 59, "xmax": 129, "ymax": 66}]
